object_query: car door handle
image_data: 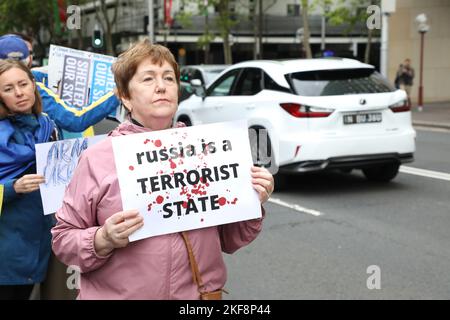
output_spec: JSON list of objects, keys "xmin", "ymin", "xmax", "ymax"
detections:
[
  {"xmin": 246, "ymin": 104, "xmax": 256, "ymax": 110},
  {"xmin": 214, "ymin": 105, "xmax": 223, "ymax": 109}
]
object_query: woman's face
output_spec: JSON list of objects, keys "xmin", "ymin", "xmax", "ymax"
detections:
[
  {"xmin": 122, "ymin": 58, "xmax": 179, "ymax": 130},
  {"xmin": 0, "ymin": 67, "xmax": 35, "ymax": 114}
]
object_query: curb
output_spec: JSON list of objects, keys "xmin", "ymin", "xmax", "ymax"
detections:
[{"xmin": 412, "ymin": 120, "xmax": 450, "ymax": 130}]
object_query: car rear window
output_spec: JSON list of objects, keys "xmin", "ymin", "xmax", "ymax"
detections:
[{"xmin": 288, "ymin": 68, "xmax": 395, "ymax": 96}]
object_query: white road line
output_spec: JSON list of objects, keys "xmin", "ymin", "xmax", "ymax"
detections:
[
  {"xmin": 268, "ymin": 197, "xmax": 323, "ymax": 216},
  {"xmin": 400, "ymin": 166, "xmax": 450, "ymax": 182},
  {"xmin": 414, "ymin": 126, "xmax": 450, "ymax": 133}
]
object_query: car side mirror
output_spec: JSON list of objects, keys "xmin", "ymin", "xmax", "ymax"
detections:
[{"xmin": 190, "ymin": 79, "xmax": 206, "ymax": 98}]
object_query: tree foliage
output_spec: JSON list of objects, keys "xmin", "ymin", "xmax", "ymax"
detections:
[
  {"xmin": 177, "ymin": 0, "xmax": 237, "ymax": 64},
  {"xmin": 0, "ymin": 0, "xmax": 54, "ymax": 39},
  {"xmin": 325, "ymin": 0, "xmax": 381, "ymax": 62},
  {"xmin": 326, "ymin": 0, "xmax": 380, "ymax": 32}
]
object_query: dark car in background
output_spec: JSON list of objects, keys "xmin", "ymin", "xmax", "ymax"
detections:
[{"xmin": 179, "ymin": 65, "xmax": 228, "ymax": 102}]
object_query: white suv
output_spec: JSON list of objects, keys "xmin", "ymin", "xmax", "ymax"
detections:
[{"xmin": 176, "ymin": 58, "xmax": 416, "ymax": 185}]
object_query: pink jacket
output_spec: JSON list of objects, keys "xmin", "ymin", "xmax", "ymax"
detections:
[{"xmin": 51, "ymin": 121, "xmax": 265, "ymax": 300}]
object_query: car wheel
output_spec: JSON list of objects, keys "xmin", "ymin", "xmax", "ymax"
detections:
[
  {"xmin": 362, "ymin": 163, "xmax": 400, "ymax": 182},
  {"xmin": 177, "ymin": 116, "xmax": 192, "ymax": 127}
]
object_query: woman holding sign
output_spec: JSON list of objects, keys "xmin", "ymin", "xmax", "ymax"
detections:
[
  {"xmin": 0, "ymin": 60, "xmax": 58, "ymax": 299},
  {"xmin": 52, "ymin": 40, "xmax": 274, "ymax": 299}
]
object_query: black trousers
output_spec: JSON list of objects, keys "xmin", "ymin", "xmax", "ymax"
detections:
[{"xmin": 0, "ymin": 284, "xmax": 34, "ymax": 300}]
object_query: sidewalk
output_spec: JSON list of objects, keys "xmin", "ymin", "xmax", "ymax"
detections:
[{"xmin": 411, "ymin": 101, "xmax": 450, "ymax": 130}]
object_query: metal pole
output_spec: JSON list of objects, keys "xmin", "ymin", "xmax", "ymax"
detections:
[
  {"xmin": 320, "ymin": 15, "xmax": 325, "ymax": 51},
  {"xmin": 418, "ymin": 31, "xmax": 424, "ymax": 111},
  {"xmin": 380, "ymin": 12, "xmax": 389, "ymax": 77},
  {"xmin": 148, "ymin": 0, "xmax": 154, "ymax": 43}
]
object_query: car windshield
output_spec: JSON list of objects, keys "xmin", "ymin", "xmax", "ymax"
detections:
[{"xmin": 288, "ymin": 68, "xmax": 395, "ymax": 96}]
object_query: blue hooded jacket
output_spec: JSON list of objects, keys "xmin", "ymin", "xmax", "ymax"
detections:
[{"xmin": 0, "ymin": 114, "xmax": 55, "ymax": 285}]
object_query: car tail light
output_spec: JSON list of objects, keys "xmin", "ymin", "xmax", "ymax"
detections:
[
  {"xmin": 280, "ymin": 103, "xmax": 334, "ymax": 118},
  {"xmin": 389, "ymin": 100, "xmax": 411, "ymax": 113}
]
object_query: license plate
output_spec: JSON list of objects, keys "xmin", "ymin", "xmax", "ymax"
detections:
[{"xmin": 343, "ymin": 112, "xmax": 382, "ymax": 125}]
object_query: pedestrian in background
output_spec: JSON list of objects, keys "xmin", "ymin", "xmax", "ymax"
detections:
[
  {"xmin": 0, "ymin": 60, "xmax": 58, "ymax": 299},
  {"xmin": 9, "ymin": 32, "xmax": 46, "ymax": 81},
  {"xmin": 51, "ymin": 39, "xmax": 274, "ymax": 299},
  {"xmin": 396, "ymin": 58, "xmax": 415, "ymax": 106}
]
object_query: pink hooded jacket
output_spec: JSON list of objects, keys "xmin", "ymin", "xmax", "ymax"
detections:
[{"xmin": 51, "ymin": 121, "xmax": 265, "ymax": 300}]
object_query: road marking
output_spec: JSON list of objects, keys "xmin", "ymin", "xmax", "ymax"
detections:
[
  {"xmin": 268, "ymin": 197, "xmax": 323, "ymax": 216},
  {"xmin": 414, "ymin": 126, "xmax": 450, "ymax": 133},
  {"xmin": 400, "ymin": 166, "xmax": 450, "ymax": 182}
]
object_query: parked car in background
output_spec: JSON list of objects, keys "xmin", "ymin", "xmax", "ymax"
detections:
[
  {"xmin": 175, "ymin": 58, "xmax": 416, "ymax": 187},
  {"xmin": 179, "ymin": 65, "xmax": 228, "ymax": 102}
]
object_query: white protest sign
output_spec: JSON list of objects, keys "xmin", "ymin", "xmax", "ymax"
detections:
[
  {"xmin": 112, "ymin": 121, "xmax": 261, "ymax": 242},
  {"xmin": 36, "ymin": 135, "xmax": 106, "ymax": 215},
  {"xmin": 47, "ymin": 45, "xmax": 123, "ymax": 122}
]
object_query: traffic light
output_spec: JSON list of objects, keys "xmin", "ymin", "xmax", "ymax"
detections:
[{"xmin": 92, "ymin": 30, "xmax": 103, "ymax": 48}]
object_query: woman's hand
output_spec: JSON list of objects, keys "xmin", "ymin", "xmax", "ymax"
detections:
[
  {"xmin": 251, "ymin": 166, "xmax": 274, "ymax": 204},
  {"xmin": 94, "ymin": 209, "xmax": 144, "ymax": 257},
  {"xmin": 13, "ymin": 174, "xmax": 45, "ymax": 194}
]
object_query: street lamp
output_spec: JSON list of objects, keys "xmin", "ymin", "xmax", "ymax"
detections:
[{"xmin": 415, "ymin": 13, "xmax": 430, "ymax": 112}]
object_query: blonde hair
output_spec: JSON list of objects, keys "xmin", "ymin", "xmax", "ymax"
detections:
[
  {"xmin": 0, "ymin": 60, "xmax": 41, "ymax": 118},
  {"xmin": 112, "ymin": 39, "xmax": 180, "ymax": 100}
]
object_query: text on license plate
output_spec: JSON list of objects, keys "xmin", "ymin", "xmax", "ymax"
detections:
[{"xmin": 343, "ymin": 112, "xmax": 382, "ymax": 125}]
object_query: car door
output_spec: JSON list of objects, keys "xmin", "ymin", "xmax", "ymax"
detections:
[
  {"xmin": 198, "ymin": 67, "xmax": 264, "ymax": 124},
  {"xmin": 194, "ymin": 68, "xmax": 241, "ymax": 123},
  {"xmin": 228, "ymin": 68, "xmax": 263, "ymax": 121}
]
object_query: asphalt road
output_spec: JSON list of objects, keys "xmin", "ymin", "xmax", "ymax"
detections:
[
  {"xmin": 224, "ymin": 127, "xmax": 450, "ymax": 300},
  {"xmin": 94, "ymin": 120, "xmax": 450, "ymax": 299}
]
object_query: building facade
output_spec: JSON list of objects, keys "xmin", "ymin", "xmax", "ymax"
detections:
[
  {"xmin": 77, "ymin": 0, "xmax": 379, "ymax": 66},
  {"xmin": 389, "ymin": 0, "xmax": 450, "ymax": 103}
]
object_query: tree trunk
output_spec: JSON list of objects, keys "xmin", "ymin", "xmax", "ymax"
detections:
[
  {"xmin": 223, "ymin": 35, "xmax": 232, "ymax": 64},
  {"xmin": 105, "ymin": 27, "xmax": 114, "ymax": 55},
  {"xmin": 253, "ymin": 0, "xmax": 258, "ymax": 59},
  {"xmin": 76, "ymin": 27, "xmax": 83, "ymax": 50},
  {"xmin": 301, "ymin": 0, "xmax": 312, "ymax": 58},
  {"xmin": 96, "ymin": 0, "xmax": 118, "ymax": 55},
  {"xmin": 258, "ymin": 0, "xmax": 263, "ymax": 59},
  {"xmin": 205, "ymin": 9, "xmax": 210, "ymax": 64},
  {"xmin": 364, "ymin": 21, "xmax": 373, "ymax": 63},
  {"xmin": 218, "ymin": 0, "xmax": 233, "ymax": 64}
]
